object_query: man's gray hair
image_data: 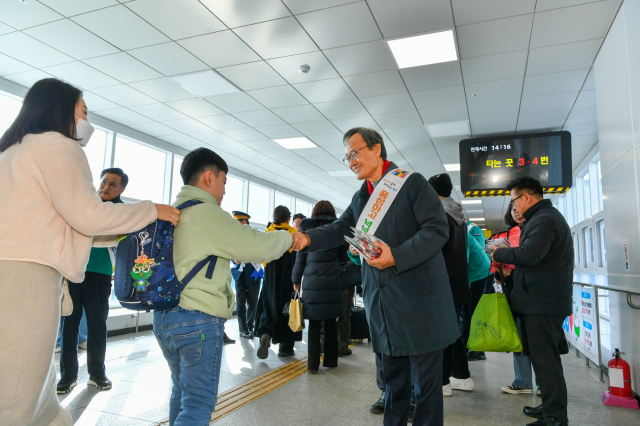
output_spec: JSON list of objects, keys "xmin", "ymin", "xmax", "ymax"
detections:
[{"xmin": 343, "ymin": 127, "xmax": 387, "ymax": 161}]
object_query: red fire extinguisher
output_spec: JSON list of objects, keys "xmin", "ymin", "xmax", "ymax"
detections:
[{"xmin": 608, "ymin": 348, "xmax": 632, "ymax": 398}]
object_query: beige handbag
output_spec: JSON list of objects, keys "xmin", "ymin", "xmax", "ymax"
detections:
[
  {"xmin": 288, "ymin": 290, "xmax": 305, "ymax": 332},
  {"xmin": 61, "ymin": 278, "xmax": 73, "ymax": 316}
]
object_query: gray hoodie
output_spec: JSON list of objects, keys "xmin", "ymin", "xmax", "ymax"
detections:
[{"xmin": 441, "ymin": 197, "xmax": 466, "ymax": 225}]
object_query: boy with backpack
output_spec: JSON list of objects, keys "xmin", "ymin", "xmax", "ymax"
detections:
[{"xmin": 154, "ymin": 148, "xmax": 294, "ymax": 426}]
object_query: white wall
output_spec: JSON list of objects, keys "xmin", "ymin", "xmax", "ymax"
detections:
[{"xmin": 593, "ymin": 0, "xmax": 640, "ymax": 392}]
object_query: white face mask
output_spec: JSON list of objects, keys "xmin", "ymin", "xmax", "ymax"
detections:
[{"xmin": 75, "ymin": 117, "xmax": 95, "ymax": 147}]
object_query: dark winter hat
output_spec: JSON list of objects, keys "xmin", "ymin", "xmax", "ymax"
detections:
[{"xmin": 428, "ymin": 173, "xmax": 453, "ymax": 197}]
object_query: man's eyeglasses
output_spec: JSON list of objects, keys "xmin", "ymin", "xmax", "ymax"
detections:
[
  {"xmin": 100, "ymin": 179, "xmax": 120, "ymax": 189},
  {"xmin": 342, "ymin": 146, "xmax": 367, "ymax": 165},
  {"xmin": 509, "ymin": 193, "xmax": 526, "ymax": 206}
]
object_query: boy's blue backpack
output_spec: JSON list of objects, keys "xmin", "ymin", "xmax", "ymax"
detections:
[{"xmin": 114, "ymin": 200, "xmax": 218, "ymax": 311}]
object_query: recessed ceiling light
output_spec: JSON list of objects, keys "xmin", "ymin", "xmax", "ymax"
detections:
[
  {"xmin": 444, "ymin": 164, "xmax": 460, "ymax": 171},
  {"xmin": 273, "ymin": 137, "xmax": 317, "ymax": 149},
  {"xmin": 327, "ymin": 170, "xmax": 354, "ymax": 177},
  {"xmin": 387, "ymin": 29, "xmax": 458, "ymax": 69},
  {"xmin": 426, "ymin": 121, "xmax": 470, "ymax": 138},
  {"xmin": 170, "ymin": 70, "xmax": 239, "ymax": 97},
  {"xmin": 461, "ymin": 200, "xmax": 482, "ymax": 204},
  {"xmin": 469, "ymin": 217, "xmax": 485, "ymax": 221}
]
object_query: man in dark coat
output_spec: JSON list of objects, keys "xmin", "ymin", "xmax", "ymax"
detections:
[
  {"xmin": 492, "ymin": 177, "xmax": 573, "ymax": 426},
  {"xmin": 292, "ymin": 127, "xmax": 459, "ymax": 426},
  {"xmin": 428, "ymin": 173, "xmax": 473, "ymax": 397},
  {"xmin": 231, "ymin": 211, "xmax": 262, "ymax": 339}
]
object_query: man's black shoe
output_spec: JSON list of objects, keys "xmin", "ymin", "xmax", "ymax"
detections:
[
  {"xmin": 257, "ymin": 334, "xmax": 271, "ymax": 359},
  {"xmin": 523, "ymin": 404, "xmax": 544, "ymax": 418},
  {"xmin": 467, "ymin": 351, "xmax": 479, "ymax": 361},
  {"xmin": 223, "ymin": 332, "xmax": 236, "ymax": 344},
  {"xmin": 526, "ymin": 417, "xmax": 568, "ymax": 426},
  {"xmin": 370, "ymin": 390, "xmax": 385, "ymax": 414},
  {"xmin": 477, "ymin": 351, "xmax": 487, "ymax": 360},
  {"xmin": 88, "ymin": 375, "xmax": 112, "ymax": 391},
  {"xmin": 56, "ymin": 377, "xmax": 77, "ymax": 394},
  {"xmin": 338, "ymin": 348, "xmax": 352, "ymax": 357},
  {"xmin": 277, "ymin": 350, "xmax": 295, "ymax": 357},
  {"xmin": 241, "ymin": 332, "xmax": 253, "ymax": 339}
]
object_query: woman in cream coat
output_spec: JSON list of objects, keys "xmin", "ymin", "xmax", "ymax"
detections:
[{"xmin": 0, "ymin": 78, "xmax": 180, "ymax": 426}]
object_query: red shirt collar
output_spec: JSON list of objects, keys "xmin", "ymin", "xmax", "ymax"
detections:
[{"xmin": 367, "ymin": 160, "xmax": 391, "ymax": 196}]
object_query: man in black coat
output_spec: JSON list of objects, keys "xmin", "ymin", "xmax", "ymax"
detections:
[
  {"xmin": 428, "ymin": 173, "xmax": 473, "ymax": 397},
  {"xmin": 492, "ymin": 177, "xmax": 573, "ymax": 426},
  {"xmin": 292, "ymin": 127, "xmax": 459, "ymax": 426}
]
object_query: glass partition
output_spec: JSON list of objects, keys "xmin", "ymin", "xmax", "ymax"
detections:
[
  {"xmin": 114, "ymin": 136, "xmax": 166, "ymax": 203},
  {"xmin": 248, "ymin": 183, "xmax": 271, "ymax": 225}
]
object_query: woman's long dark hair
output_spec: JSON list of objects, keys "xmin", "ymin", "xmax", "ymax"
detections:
[
  {"xmin": 312, "ymin": 200, "xmax": 336, "ymax": 219},
  {"xmin": 504, "ymin": 204, "xmax": 518, "ymax": 228},
  {"xmin": 0, "ymin": 78, "xmax": 82, "ymax": 153},
  {"xmin": 272, "ymin": 205, "xmax": 291, "ymax": 225}
]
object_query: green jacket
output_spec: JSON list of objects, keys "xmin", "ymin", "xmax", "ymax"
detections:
[
  {"xmin": 173, "ymin": 186, "xmax": 293, "ymax": 319},
  {"xmin": 87, "ymin": 197, "xmax": 122, "ymax": 276},
  {"xmin": 467, "ymin": 222, "xmax": 490, "ymax": 284}
]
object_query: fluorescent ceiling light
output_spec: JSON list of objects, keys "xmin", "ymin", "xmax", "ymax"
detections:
[
  {"xmin": 461, "ymin": 200, "xmax": 482, "ymax": 204},
  {"xmin": 387, "ymin": 30, "xmax": 458, "ymax": 69},
  {"xmin": 426, "ymin": 121, "xmax": 470, "ymax": 138},
  {"xmin": 170, "ymin": 70, "xmax": 239, "ymax": 97},
  {"xmin": 328, "ymin": 170, "xmax": 354, "ymax": 177},
  {"xmin": 469, "ymin": 217, "xmax": 485, "ymax": 221},
  {"xmin": 444, "ymin": 164, "xmax": 460, "ymax": 171},
  {"xmin": 273, "ymin": 137, "xmax": 317, "ymax": 149}
]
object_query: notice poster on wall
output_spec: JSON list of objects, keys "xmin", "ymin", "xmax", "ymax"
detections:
[{"xmin": 563, "ymin": 286, "xmax": 599, "ymax": 364}]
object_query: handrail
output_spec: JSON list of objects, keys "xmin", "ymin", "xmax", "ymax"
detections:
[
  {"xmin": 573, "ymin": 281, "xmax": 640, "ymax": 309},
  {"xmin": 629, "ymin": 294, "xmax": 640, "ymax": 309}
]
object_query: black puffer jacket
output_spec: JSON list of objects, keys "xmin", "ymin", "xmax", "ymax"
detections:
[{"xmin": 292, "ymin": 216, "xmax": 350, "ymax": 320}]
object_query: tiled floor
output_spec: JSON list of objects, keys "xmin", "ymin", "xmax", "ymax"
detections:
[{"xmin": 56, "ymin": 318, "xmax": 640, "ymax": 426}]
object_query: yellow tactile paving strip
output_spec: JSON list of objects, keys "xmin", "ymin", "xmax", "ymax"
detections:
[{"xmin": 154, "ymin": 341, "xmax": 361, "ymax": 425}]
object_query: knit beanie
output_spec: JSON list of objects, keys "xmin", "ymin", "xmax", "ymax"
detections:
[{"xmin": 428, "ymin": 173, "xmax": 453, "ymax": 197}]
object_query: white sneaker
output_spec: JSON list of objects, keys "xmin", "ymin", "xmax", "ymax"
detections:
[
  {"xmin": 450, "ymin": 377, "xmax": 474, "ymax": 391},
  {"xmin": 54, "ymin": 346, "xmax": 61, "ymax": 353},
  {"xmin": 443, "ymin": 383, "xmax": 452, "ymax": 397},
  {"xmin": 502, "ymin": 385, "xmax": 533, "ymax": 394},
  {"xmin": 78, "ymin": 341, "xmax": 87, "ymax": 349}
]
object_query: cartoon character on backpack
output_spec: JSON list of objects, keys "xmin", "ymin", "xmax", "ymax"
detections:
[{"xmin": 131, "ymin": 253, "xmax": 156, "ymax": 293}]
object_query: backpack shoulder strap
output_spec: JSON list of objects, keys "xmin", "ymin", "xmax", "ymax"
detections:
[
  {"xmin": 181, "ymin": 255, "xmax": 218, "ymax": 286},
  {"xmin": 176, "ymin": 199, "xmax": 204, "ymax": 210}
]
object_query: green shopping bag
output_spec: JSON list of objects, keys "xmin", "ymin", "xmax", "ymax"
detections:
[{"xmin": 467, "ymin": 293, "xmax": 522, "ymax": 352}]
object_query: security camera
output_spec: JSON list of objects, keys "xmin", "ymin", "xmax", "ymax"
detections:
[{"xmin": 299, "ymin": 64, "xmax": 311, "ymax": 74}]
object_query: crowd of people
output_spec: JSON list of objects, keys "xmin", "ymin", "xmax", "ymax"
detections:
[{"xmin": 0, "ymin": 78, "xmax": 574, "ymax": 426}]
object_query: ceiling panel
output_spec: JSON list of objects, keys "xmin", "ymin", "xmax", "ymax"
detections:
[
  {"xmin": 271, "ymin": 105, "xmax": 326, "ymax": 123},
  {"xmin": 127, "ymin": 122, "xmax": 181, "ymax": 137},
  {"xmin": 0, "ymin": 1, "xmax": 63, "ymax": 29},
  {"xmin": 91, "ymin": 84, "xmax": 157, "ymax": 107},
  {"xmin": 468, "ymin": 99, "xmax": 520, "ymax": 120},
  {"xmin": 399, "ymin": 61, "xmax": 463, "ymax": 92},
  {"xmin": 97, "ymin": 108, "xmax": 153, "ymax": 125},
  {"xmin": 83, "ymin": 53, "xmax": 162, "ymax": 83},
  {"xmin": 164, "ymin": 98, "xmax": 225, "ymax": 118},
  {"xmin": 216, "ymin": 61, "xmax": 287, "ymax": 91},
  {"xmin": 410, "ymin": 85, "xmax": 467, "ymax": 110},
  {"xmin": 164, "ymin": 118, "xmax": 213, "ymax": 134},
  {"xmin": 292, "ymin": 120, "xmax": 340, "ymax": 136},
  {"xmin": 562, "ymin": 122, "xmax": 598, "ymax": 136},
  {"xmin": 0, "ymin": 53, "xmax": 34, "ymax": 76},
  {"xmin": 204, "ymin": 92, "xmax": 265, "ymax": 113},
  {"xmin": 522, "ymin": 69, "xmax": 590, "ymax": 97},
  {"xmin": 42, "ymin": 61, "xmax": 120, "ymax": 89},
  {"xmin": 267, "ymin": 51, "xmax": 340, "ymax": 85},
  {"xmin": 314, "ymin": 99, "xmax": 369, "ymax": 119},
  {"xmin": 516, "ymin": 112, "xmax": 568, "ymax": 131},
  {"xmin": 191, "ymin": 131, "xmax": 238, "ymax": 146},
  {"xmin": 0, "ymin": 32, "xmax": 74, "ymax": 68},
  {"xmin": 234, "ymin": 17, "xmax": 318, "ymax": 60},
  {"xmin": 373, "ymin": 111, "xmax": 423, "ymax": 130},
  {"xmin": 324, "ymin": 40, "xmax": 397, "ymax": 77},
  {"xmin": 247, "ymin": 85, "xmax": 309, "ymax": 109},
  {"xmin": 254, "ymin": 124, "xmax": 302, "ymax": 139},
  {"xmin": 530, "ymin": 1, "xmax": 620, "ymax": 48},
  {"xmin": 571, "ymin": 134, "xmax": 598, "ymax": 146},
  {"xmin": 359, "ymin": 92, "xmax": 417, "ymax": 115},
  {"xmin": 461, "ymin": 50, "xmax": 528, "ymax": 84},
  {"xmin": 384, "ymin": 126, "xmax": 430, "ymax": 141},
  {"xmin": 309, "ymin": 133, "xmax": 344, "ymax": 146},
  {"xmin": 419, "ymin": 105, "xmax": 469, "ymax": 124},
  {"xmin": 221, "ymin": 127, "xmax": 269, "ymax": 142},
  {"xmin": 129, "ymin": 103, "xmax": 187, "ymax": 121},
  {"xmin": 519, "ymin": 92, "xmax": 579, "ymax": 115},
  {"xmin": 38, "ymin": 0, "xmax": 119, "ymax": 17},
  {"xmin": 82, "ymin": 91, "xmax": 121, "ymax": 112},
  {"xmin": 456, "ymin": 14, "xmax": 534, "ymax": 59},
  {"xmin": 127, "ymin": 42, "xmax": 208, "ymax": 76},
  {"xmin": 177, "ymin": 31, "xmax": 260, "ymax": 69},
  {"xmin": 232, "ymin": 110, "xmax": 285, "ymax": 127},
  {"xmin": 367, "ymin": 0, "xmax": 453, "ymax": 38},
  {"xmin": 343, "ymin": 70, "xmax": 406, "ymax": 98},
  {"xmin": 465, "ymin": 78, "xmax": 523, "ymax": 104},
  {"xmin": 296, "ymin": 2, "xmax": 382, "ymax": 49},
  {"xmin": 200, "ymin": 0, "xmax": 290, "ymax": 28},
  {"xmin": 470, "ymin": 116, "xmax": 517, "ymax": 135},
  {"xmin": 0, "ymin": 23, "xmax": 15, "ymax": 36},
  {"xmin": 526, "ymin": 39, "xmax": 601, "ymax": 75},
  {"xmin": 160, "ymin": 133, "xmax": 201, "ymax": 147},
  {"xmin": 566, "ymin": 107, "xmax": 597, "ymax": 125},
  {"xmin": 23, "ymin": 19, "xmax": 119, "ymax": 60},
  {"xmin": 293, "ymin": 78, "xmax": 355, "ymax": 103},
  {"xmin": 451, "ymin": 0, "xmax": 536, "ymax": 26},
  {"xmin": 331, "ymin": 116, "xmax": 378, "ymax": 133},
  {"xmin": 129, "ymin": 78, "xmax": 197, "ymax": 102},
  {"xmin": 574, "ymin": 90, "xmax": 596, "ymax": 109},
  {"xmin": 126, "ymin": 0, "xmax": 225, "ymax": 40},
  {"xmin": 3, "ymin": 69, "xmax": 53, "ymax": 88},
  {"xmin": 197, "ymin": 114, "xmax": 248, "ymax": 131},
  {"xmin": 71, "ymin": 5, "xmax": 170, "ymax": 50}
]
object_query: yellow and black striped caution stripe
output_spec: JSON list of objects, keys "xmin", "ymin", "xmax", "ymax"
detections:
[
  {"xmin": 153, "ymin": 340, "xmax": 363, "ymax": 425},
  {"xmin": 463, "ymin": 187, "xmax": 569, "ymax": 198}
]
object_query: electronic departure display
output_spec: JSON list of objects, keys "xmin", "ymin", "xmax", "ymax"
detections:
[{"xmin": 459, "ymin": 131, "xmax": 572, "ymax": 198}]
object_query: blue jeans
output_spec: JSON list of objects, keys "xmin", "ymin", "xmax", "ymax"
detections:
[
  {"xmin": 513, "ymin": 316, "xmax": 537, "ymax": 389},
  {"xmin": 56, "ymin": 309, "xmax": 87, "ymax": 347},
  {"xmin": 153, "ymin": 306, "xmax": 225, "ymax": 426}
]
